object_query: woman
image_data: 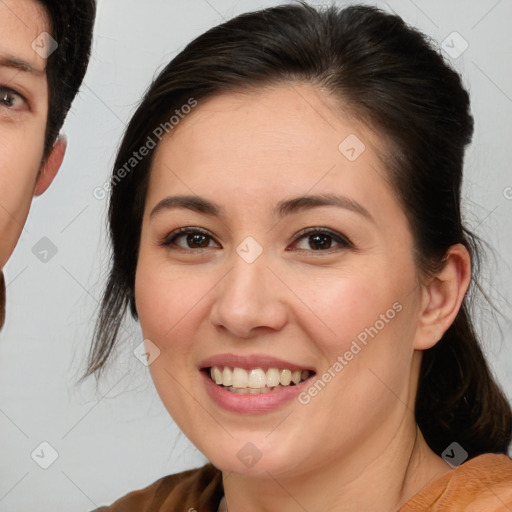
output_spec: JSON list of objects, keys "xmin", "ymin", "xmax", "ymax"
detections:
[{"xmin": 89, "ymin": 3, "xmax": 512, "ymax": 510}]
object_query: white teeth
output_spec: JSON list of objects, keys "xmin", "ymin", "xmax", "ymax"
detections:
[
  {"xmin": 291, "ymin": 370, "xmax": 302, "ymax": 384},
  {"xmin": 209, "ymin": 366, "xmax": 312, "ymax": 391},
  {"xmin": 222, "ymin": 367, "xmax": 233, "ymax": 386},
  {"xmin": 279, "ymin": 369, "xmax": 292, "ymax": 386},
  {"xmin": 227, "ymin": 384, "xmax": 286, "ymax": 394},
  {"xmin": 232, "ymin": 367, "xmax": 248, "ymax": 388},
  {"xmin": 212, "ymin": 367, "xmax": 223, "ymax": 385},
  {"xmin": 266, "ymin": 368, "xmax": 280, "ymax": 387},
  {"xmin": 248, "ymin": 368, "xmax": 267, "ymax": 388}
]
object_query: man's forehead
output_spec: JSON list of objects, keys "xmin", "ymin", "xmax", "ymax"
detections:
[{"xmin": 0, "ymin": 0, "xmax": 50, "ymax": 75}]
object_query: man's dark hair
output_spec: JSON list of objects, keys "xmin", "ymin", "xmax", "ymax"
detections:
[{"xmin": 38, "ymin": 0, "xmax": 96, "ymax": 158}]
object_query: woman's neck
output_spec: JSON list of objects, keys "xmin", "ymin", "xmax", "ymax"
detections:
[{"xmin": 221, "ymin": 423, "xmax": 451, "ymax": 512}]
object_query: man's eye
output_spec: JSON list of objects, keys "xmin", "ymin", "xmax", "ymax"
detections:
[
  {"xmin": 0, "ymin": 86, "xmax": 28, "ymax": 111},
  {"xmin": 291, "ymin": 228, "xmax": 352, "ymax": 252},
  {"xmin": 161, "ymin": 228, "xmax": 219, "ymax": 250}
]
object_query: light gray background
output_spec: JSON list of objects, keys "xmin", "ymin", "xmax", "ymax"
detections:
[{"xmin": 1, "ymin": 0, "xmax": 511, "ymax": 510}]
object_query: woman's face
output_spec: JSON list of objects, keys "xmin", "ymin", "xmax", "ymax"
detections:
[{"xmin": 135, "ymin": 84, "xmax": 426, "ymax": 477}]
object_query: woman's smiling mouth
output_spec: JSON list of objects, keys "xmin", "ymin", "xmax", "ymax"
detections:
[
  {"xmin": 199, "ymin": 354, "xmax": 316, "ymax": 413},
  {"xmin": 208, "ymin": 366, "xmax": 312, "ymax": 394}
]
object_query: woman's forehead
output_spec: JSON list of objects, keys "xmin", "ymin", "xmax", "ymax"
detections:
[
  {"xmin": 143, "ymin": 85, "xmax": 408, "ymax": 239},
  {"xmin": 151, "ymin": 85, "xmax": 382, "ymax": 181}
]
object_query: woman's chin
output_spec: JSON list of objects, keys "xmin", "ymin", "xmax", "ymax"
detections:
[{"xmin": 201, "ymin": 439, "xmax": 307, "ymax": 478}]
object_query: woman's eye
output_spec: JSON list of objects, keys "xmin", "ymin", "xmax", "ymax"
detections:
[
  {"xmin": 160, "ymin": 227, "xmax": 351, "ymax": 253},
  {"xmin": 161, "ymin": 228, "xmax": 219, "ymax": 250},
  {"xmin": 291, "ymin": 229, "xmax": 352, "ymax": 252},
  {"xmin": 0, "ymin": 86, "xmax": 28, "ymax": 111}
]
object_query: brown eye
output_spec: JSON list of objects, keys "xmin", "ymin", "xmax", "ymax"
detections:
[
  {"xmin": 161, "ymin": 228, "xmax": 220, "ymax": 250},
  {"xmin": 184, "ymin": 232, "xmax": 210, "ymax": 248},
  {"xmin": 291, "ymin": 228, "xmax": 352, "ymax": 252},
  {"xmin": 306, "ymin": 233, "xmax": 333, "ymax": 250}
]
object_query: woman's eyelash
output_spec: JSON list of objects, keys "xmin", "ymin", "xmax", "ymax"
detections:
[
  {"xmin": 290, "ymin": 227, "xmax": 353, "ymax": 252},
  {"xmin": 160, "ymin": 227, "xmax": 217, "ymax": 249},
  {"xmin": 160, "ymin": 227, "xmax": 353, "ymax": 252}
]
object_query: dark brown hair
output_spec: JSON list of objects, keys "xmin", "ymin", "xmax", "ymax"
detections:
[
  {"xmin": 37, "ymin": 0, "xmax": 96, "ymax": 157},
  {"xmin": 87, "ymin": 2, "xmax": 512, "ymax": 459}
]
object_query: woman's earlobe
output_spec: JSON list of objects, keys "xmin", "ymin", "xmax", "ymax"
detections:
[
  {"xmin": 34, "ymin": 136, "xmax": 67, "ymax": 196},
  {"xmin": 414, "ymin": 244, "xmax": 471, "ymax": 350}
]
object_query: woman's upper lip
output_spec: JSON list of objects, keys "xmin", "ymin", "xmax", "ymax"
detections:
[{"xmin": 199, "ymin": 353, "xmax": 315, "ymax": 372}]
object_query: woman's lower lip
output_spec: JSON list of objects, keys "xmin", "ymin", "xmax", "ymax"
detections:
[{"xmin": 201, "ymin": 370, "xmax": 311, "ymax": 414}]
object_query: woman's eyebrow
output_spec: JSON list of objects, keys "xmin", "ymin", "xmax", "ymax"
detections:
[
  {"xmin": 150, "ymin": 193, "xmax": 373, "ymax": 222},
  {"xmin": 274, "ymin": 194, "xmax": 373, "ymax": 222},
  {"xmin": 150, "ymin": 195, "xmax": 223, "ymax": 218}
]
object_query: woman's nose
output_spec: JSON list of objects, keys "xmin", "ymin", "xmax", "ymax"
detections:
[{"xmin": 209, "ymin": 252, "xmax": 288, "ymax": 339}]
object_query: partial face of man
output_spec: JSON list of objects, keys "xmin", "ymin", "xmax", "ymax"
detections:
[{"xmin": 0, "ymin": 0, "xmax": 65, "ymax": 269}]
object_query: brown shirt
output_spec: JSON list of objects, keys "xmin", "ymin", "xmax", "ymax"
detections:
[{"xmin": 94, "ymin": 453, "xmax": 512, "ymax": 511}]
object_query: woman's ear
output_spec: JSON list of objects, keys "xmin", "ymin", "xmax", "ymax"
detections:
[
  {"xmin": 34, "ymin": 136, "xmax": 67, "ymax": 196},
  {"xmin": 414, "ymin": 243, "xmax": 472, "ymax": 350}
]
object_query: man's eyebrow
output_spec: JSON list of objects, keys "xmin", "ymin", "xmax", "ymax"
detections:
[
  {"xmin": 0, "ymin": 55, "xmax": 45, "ymax": 76},
  {"xmin": 150, "ymin": 193, "xmax": 373, "ymax": 222}
]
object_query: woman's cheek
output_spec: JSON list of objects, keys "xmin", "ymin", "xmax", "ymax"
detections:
[
  {"xmin": 290, "ymin": 271, "xmax": 385, "ymax": 349},
  {"xmin": 135, "ymin": 260, "xmax": 207, "ymax": 345}
]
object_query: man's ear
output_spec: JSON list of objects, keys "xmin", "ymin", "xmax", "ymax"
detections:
[
  {"xmin": 34, "ymin": 136, "xmax": 67, "ymax": 196},
  {"xmin": 414, "ymin": 243, "xmax": 472, "ymax": 350}
]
